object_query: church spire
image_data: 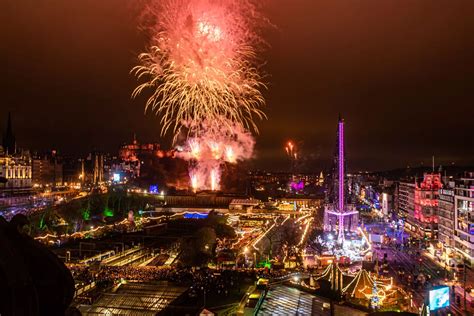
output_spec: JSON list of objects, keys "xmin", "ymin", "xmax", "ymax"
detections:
[
  {"xmin": 3, "ymin": 112, "xmax": 16, "ymax": 154},
  {"xmin": 6, "ymin": 112, "xmax": 12, "ymax": 134}
]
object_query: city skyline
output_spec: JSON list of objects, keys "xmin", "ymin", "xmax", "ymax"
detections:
[
  {"xmin": 2, "ymin": 1, "xmax": 474, "ymax": 171},
  {"xmin": 1, "ymin": 2, "xmax": 474, "ymax": 314}
]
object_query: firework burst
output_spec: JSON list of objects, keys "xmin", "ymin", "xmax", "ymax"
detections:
[
  {"xmin": 132, "ymin": 0, "xmax": 267, "ymax": 141},
  {"xmin": 176, "ymin": 119, "xmax": 255, "ymax": 191}
]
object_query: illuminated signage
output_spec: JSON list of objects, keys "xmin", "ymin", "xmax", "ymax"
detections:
[
  {"xmin": 429, "ymin": 286, "xmax": 450, "ymax": 311},
  {"xmin": 149, "ymin": 185, "xmax": 159, "ymax": 194},
  {"xmin": 113, "ymin": 173, "xmax": 121, "ymax": 182}
]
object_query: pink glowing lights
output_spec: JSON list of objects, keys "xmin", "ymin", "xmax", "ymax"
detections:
[
  {"xmin": 324, "ymin": 117, "xmax": 358, "ymax": 242},
  {"xmin": 337, "ymin": 118, "xmax": 345, "ymax": 241},
  {"xmin": 177, "ymin": 120, "xmax": 255, "ymax": 191},
  {"xmin": 338, "ymin": 119, "xmax": 344, "ymax": 212},
  {"xmin": 133, "ymin": 0, "xmax": 267, "ymax": 140},
  {"xmin": 134, "ymin": 0, "xmax": 268, "ymax": 192}
]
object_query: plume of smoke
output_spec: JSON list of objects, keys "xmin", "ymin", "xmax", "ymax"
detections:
[
  {"xmin": 133, "ymin": 0, "xmax": 269, "ymax": 191},
  {"xmin": 176, "ymin": 119, "xmax": 255, "ymax": 191}
]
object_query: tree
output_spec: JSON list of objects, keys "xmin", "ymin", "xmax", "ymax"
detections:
[
  {"xmin": 214, "ymin": 223, "xmax": 236, "ymax": 239},
  {"xmin": 179, "ymin": 227, "xmax": 217, "ymax": 267},
  {"xmin": 195, "ymin": 227, "xmax": 217, "ymax": 253},
  {"xmin": 281, "ymin": 219, "xmax": 303, "ymax": 266},
  {"xmin": 281, "ymin": 220, "xmax": 300, "ymax": 251}
]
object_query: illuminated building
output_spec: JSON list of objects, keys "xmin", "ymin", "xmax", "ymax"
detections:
[
  {"xmin": 324, "ymin": 117, "xmax": 359, "ymax": 241},
  {"xmin": 32, "ymin": 151, "xmax": 63, "ymax": 186},
  {"xmin": 229, "ymin": 198, "xmax": 260, "ymax": 212},
  {"xmin": 248, "ymin": 170, "xmax": 324, "ymax": 199},
  {"xmin": 381, "ymin": 192, "xmax": 393, "ymax": 216},
  {"xmin": 74, "ymin": 152, "xmax": 110, "ymax": 185},
  {"xmin": 92, "ymin": 153, "xmax": 104, "ymax": 184},
  {"xmin": 438, "ymin": 184, "xmax": 455, "ymax": 249},
  {"xmin": 0, "ymin": 150, "xmax": 32, "ymax": 195},
  {"xmin": 277, "ymin": 197, "xmax": 323, "ymax": 210},
  {"xmin": 399, "ymin": 173, "xmax": 442, "ymax": 239},
  {"xmin": 249, "ymin": 171, "xmax": 323, "ymax": 187},
  {"xmin": 0, "ymin": 114, "xmax": 32, "ymax": 194},
  {"xmin": 413, "ymin": 173, "xmax": 442, "ymax": 239},
  {"xmin": 116, "ymin": 135, "xmax": 173, "ymax": 180},
  {"xmin": 453, "ymin": 172, "xmax": 474, "ymax": 266},
  {"xmin": 397, "ymin": 181, "xmax": 415, "ymax": 223},
  {"xmin": 81, "ymin": 159, "xmax": 85, "ymax": 183},
  {"xmin": 61, "ymin": 157, "xmax": 83, "ymax": 185},
  {"xmin": 119, "ymin": 135, "xmax": 170, "ymax": 162}
]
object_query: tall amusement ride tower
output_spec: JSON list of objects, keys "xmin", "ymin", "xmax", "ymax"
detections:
[{"xmin": 324, "ymin": 116, "xmax": 359, "ymax": 242}]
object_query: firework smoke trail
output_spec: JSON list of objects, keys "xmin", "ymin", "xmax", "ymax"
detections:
[
  {"xmin": 285, "ymin": 141, "xmax": 299, "ymax": 160},
  {"xmin": 132, "ymin": 0, "xmax": 267, "ymax": 142},
  {"xmin": 177, "ymin": 120, "xmax": 255, "ymax": 190}
]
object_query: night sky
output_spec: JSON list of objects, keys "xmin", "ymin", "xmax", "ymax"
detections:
[{"xmin": 2, "ymin": 1, "xmax": 474, "ymax": 171}]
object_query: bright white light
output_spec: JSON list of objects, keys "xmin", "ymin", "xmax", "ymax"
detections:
[{"xmin": 197, "ymin": 20, "xmax": 223, "ymax": 42}]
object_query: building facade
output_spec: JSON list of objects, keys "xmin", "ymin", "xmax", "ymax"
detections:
[
  {"xmin": 382, "ymin": 191, "xmax": 394, "ymax": 216},
  {"xmin": 438, "ymin": 184, "xmax": 455, "ymax": 248},
  {"xmin": 397, "ymin": 181, "xmax": 416, "ymax": 226},
  {"xmin": 453, "ymin": 173, "xmax": 474, "ymax": 266},
  {"xmin": 0, "ymin": 114, "xmax": 32, "ymax": 195},
  {"xmin": 398, "ymin": 174, "xmax": 442, "ymax": 239},
  {"xmin": 413, "ymin": 173, "xmax": 442, "ymax": 239},
  {"xmin": 0, "ymin": 153, "xmax": 32, "ymax": 195},
  {"xmin": 32, "ymin": 155, "xmax": 63, "ymax": 187}
]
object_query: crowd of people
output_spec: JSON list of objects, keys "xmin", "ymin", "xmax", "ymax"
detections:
[
  {"xmin": 69, "ymin": 262, "xmax": 291, "ymax": 285},
  {"xmin": 67, "ymin": 264, "xmax": 96, "ymax": 284},
  {"xmin": 97, "ymin": 265, "xmax": 173, "ymax": 282}
]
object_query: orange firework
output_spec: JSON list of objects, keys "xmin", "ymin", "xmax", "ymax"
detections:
[{"xmin": 132, "ymin": 0, "xmax": 268, "ymax": 142}]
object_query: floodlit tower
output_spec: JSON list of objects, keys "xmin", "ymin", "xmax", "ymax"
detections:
[
  {"xmin": 319, "ymin": 171, "xmax": 324, "ymax": 185},
  {"xmin": 99, "ymin": 154, "xmax": 104, "ymax": 183},
  {"xmin": 324, "ymin": 116, "xmax": 359, "ymax": 242},
  {"xmin": 93, "ymin": 154, "xmax": 99, "ymax": 184},
  {"xmin": 337, "ymin": 117, "xmax": 345, "ymax": 240},
  {"xmin": 80, "ymin": 159, "xmax": 85, "ymax": 184}
]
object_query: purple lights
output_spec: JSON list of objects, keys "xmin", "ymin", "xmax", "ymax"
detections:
[
  {"xmin": 324, "ymin": 116, "xmax": 359, "ymax": 242},
  {"xmin": 290, "ymin": 180, "xmax": 304, "ymax": 191},
  {"xmin": 337, "ymin": 118, "xmax": 345, "ymax": 241},
  {"xmin": 338, "ymin": 118, "xmax": 344, "ymax": 212}
]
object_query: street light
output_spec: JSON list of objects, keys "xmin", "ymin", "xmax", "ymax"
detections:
[{"xmin": 201, "ymin": 286, "xmax": 206, "ymax": 307}]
